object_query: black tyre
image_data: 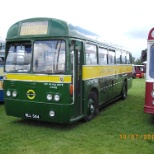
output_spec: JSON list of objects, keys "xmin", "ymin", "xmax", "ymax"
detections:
[
  {"xmin": 84, "ymin": 91, "xmax": 98, "ymax": 122},
  {"xmin": 132, "ymin": 73, "xmax": 136, "ymax": 79},
  {"xmin": 121, "ymin": 81, "xmax": 127, "ymax": 99}
]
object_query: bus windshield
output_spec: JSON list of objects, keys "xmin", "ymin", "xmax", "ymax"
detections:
[
  {"xmin": 5, "ymin": 42, "xmax": 31, "ymax": 72},
  {"xmin": 33, "ymin": 40, "xmax": 65, "ymax": 74},
  {"xmin": 5, "ymin": 40, "xmax": 65, "ymax": 74}
]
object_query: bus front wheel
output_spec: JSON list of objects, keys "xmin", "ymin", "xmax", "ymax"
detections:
[{"xmin": 84, "ymin": 91, "xmax": 98, "ymax": 122}]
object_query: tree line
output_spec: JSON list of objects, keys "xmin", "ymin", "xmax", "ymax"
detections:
[{"xmin": 133, "ymin": 49, "xmax": 147, "ymax": 65}]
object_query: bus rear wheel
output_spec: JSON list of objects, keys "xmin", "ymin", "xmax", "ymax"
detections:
[
  {"xmin": 84, "ymin": 91, "xmax": 98, "ymax": 122},
  {"xmin": 121, "ymin": 81, "xmax": 127, "ymax": 99}
]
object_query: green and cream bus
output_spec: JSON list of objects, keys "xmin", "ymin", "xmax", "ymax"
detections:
[{"xmin": 4, "ymin": 18, "xmax": 132, "ymax": 123}]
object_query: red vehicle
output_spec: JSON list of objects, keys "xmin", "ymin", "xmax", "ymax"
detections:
[
  {"xmin": 132, "ymin": 65, "xmax": 145, "ymax": 78},
  {"xmin": 144, "ymin": 27, "xmax": 154, "ymax": 114}
]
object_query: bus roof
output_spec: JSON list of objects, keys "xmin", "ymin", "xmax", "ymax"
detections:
[
  {"xmin": 6, "ymin": 17, "xmax": 98, "ymax": 41},
  {"xmin": 6, "ymin": 17, "xmax": 131, "ymax": 53}
]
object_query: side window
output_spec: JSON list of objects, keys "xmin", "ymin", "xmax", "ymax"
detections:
[
  {"xmin": 126, "ymin": 53, "xmax": 131, "ymax": 64},
  {"xmin": 116, "ymin": 50, "xmax": 121, "ymax": 64},
  {"xmin": 98, "ymin": 47, "xmax": 107, "ymax": 65},
  {"xmin": 85, "ymin": 44, "xmax": 97, "ymax": 65},
  {"xmin": 122, "ymin": 52, "xmax": 126, "ymax": 64},
  {"xmin": 108, "ymin": 50, "xmax": 115, "ymax": 64}
]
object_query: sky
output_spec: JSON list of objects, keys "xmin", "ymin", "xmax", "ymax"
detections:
[{"xmin": 0, "ymin": 0, "xmax": 153, "ymax": 59}]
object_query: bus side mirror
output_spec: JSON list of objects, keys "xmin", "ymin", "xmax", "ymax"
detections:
[{"xmin": 0, "ymin": 43, "xmax": 2, "ymax": 50}]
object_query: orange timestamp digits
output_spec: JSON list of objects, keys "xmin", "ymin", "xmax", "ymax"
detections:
[{"xmin": 120, "ymin": 134, "xmax": 154, "ymax": 140}]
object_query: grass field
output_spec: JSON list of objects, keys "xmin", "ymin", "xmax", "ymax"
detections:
[{"xmin": 0, "ymin": 78, "xmax": 154, "ymax": 154}]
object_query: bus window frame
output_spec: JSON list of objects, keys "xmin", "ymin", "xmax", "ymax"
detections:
[
  {"xmin": 126, "ymin": 53, "xmax": 131, "ymax": 64},
  {"xmin": 98, "ymin": 47, "xmax": 108, "ymax": 65},
  {"xmin": 115, "ymin": 50, "xmax": 122, "ymax": 64},
  {"xmin": 108, "ymin": 50, "xmax": 115, "ymax": 65},
  {"xmin": 121, "ymin": 52, "xmax": 126, "ymax": 64},
  {"xmin": 85, "ymin": 43, "xmax": 97, "ymax": 65}
]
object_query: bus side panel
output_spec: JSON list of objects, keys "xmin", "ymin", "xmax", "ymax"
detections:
[
  {"xmin": 127, "ymin": 72, "xmax": 133, "ymax": 89},
  {"xmin": 113, "ymin": 74, "xmax": 123, "ymax": 98},
  {"xmin": 113, "ymin": 65, "xmax": 132, "ymax": 98},
  {"xmin": 122, "ymin": 65, "xmax": 133, "ymax": 90},
  {"xmin": 99, "ymin": 77, "xmax": 108, "ymax": 104},
  {"xmin": 144, "ymin": 82, "xmax": 154, "ymax": 114}
]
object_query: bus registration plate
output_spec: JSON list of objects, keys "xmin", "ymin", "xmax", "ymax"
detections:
[{"xmin": 25, "ymin": 113, "xmax": 40, "ymax": 119}]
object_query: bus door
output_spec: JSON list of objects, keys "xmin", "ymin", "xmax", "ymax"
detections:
[{"xmin": 71, "ymin": 40, "xmax": 83, "ymax": 117}]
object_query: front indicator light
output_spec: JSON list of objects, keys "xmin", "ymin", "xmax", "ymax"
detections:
[
  {"xmin": 12, "ymin": 91, "xmax": 17, "ymax": 97},
  {"xmin": 54, "ymin": 94, "xmax": 60, "ymax": 101},
  {"xmin": 152, "ymin": 100, "xmax": 154, "ymax": 106},
  {"xmin": 6, "ymin": 90, "xmax": 11, "ymax": 97},
  {"xmin": 69, "ymin": 84, "xmax": 73, "ymax": 95}
]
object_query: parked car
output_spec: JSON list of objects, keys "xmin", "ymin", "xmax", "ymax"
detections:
[{"xmin": 132, "ymin": 65, "xmax": 146, "ymax": 78}]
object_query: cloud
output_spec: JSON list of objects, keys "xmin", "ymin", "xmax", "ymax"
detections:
[
  {"xmin": 1, "ymin": 0, "xmax": 154, "ymax": 59},
  {"xmin": 125, "ymin": 27, "xmax": 150, "ymax": 40}
]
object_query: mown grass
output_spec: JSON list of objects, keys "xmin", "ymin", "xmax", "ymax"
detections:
[{"xmin": 0, "ymin": 78, "xmax": 154, "ymax": 154}]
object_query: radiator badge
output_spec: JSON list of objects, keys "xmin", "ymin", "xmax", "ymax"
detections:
[{"xmin": 27, "ymin": 89, "xmax": 36, "ymax": 100}]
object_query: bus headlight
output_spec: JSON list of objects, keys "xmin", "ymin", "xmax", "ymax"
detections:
[
  {"xmin": 151, "ymin": 90, "xmax": 154, "ymax": 98},
  {"xmin": 54, "ymin": 94, "xmax": 60, "ymax": 101},
  {"xmin": 12, "ymin": 90, "xmax": 17, "ymax": 97},
  {"xmin": 47, "ymin": 94, "xmax": 52, "ymax": 101},
  {"xmin": 6, "ymin": 90, "xmax": 11, "ymax": 97},
  {"xmin": 49, "ymin": 110, "xmax": 55, "ymax": 117}
]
